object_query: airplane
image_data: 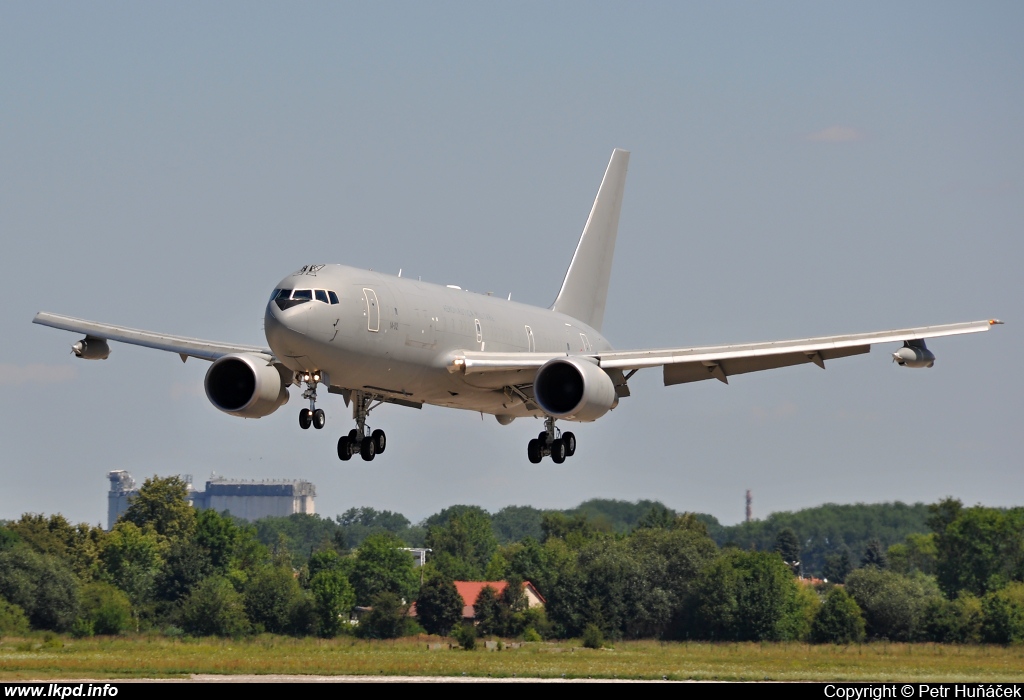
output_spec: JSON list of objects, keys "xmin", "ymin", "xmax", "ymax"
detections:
[{"xmin": 33, "ymin": 149, "xmax": 1003, "ymax": 464}]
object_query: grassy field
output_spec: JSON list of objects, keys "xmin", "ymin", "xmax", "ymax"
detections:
[{"xmin": 2, "ymin": 635, "xmax": 1024, "ymax": 681}]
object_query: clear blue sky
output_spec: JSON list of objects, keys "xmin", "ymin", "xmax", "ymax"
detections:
[{"xmin": 2, "ymin": 2, "xmax": 1020, "ymax": 527}]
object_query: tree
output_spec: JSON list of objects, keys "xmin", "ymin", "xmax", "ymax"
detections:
[
  {"xmin": 0, "ymin": 597, "xmax": 29, "ymax": 636},
  {"xmin": 120, "ymin": 476, "xmax": 196, "ymax": 542},
  {"xmin": 415, "ymin": 572, "xmax": 464, "ymax": 636},
  {"xmin": 774, "ymin": 527, "xmax": 801, "ymax": 575},
  {"xmin": 861, "ymin": 538, "xmax": 888, "ymax": 570},
  {"xmin": 844, "ymin": 568, "xmax": 942, "ymax": 641},
  {"xmin": 931, "ymin": 503, "xmax": 1024, "ymax": 598},
  {"xmin": 180, "ymin": 575, "xmax": 249, "ymax": 637},
  {"xmin": 78, "ymin": 581, "xmax": 133, "ymax": 636},
  {"xmin": 473, "ymin": 585, "xmax": 503, "ymax": 636},
  {"xmin": 6, "ymin": 514, "xmax": 106, "ymax": 582},
  {"xmin": 309, "ymin": 569, "xmax": 355, "ymax": 637},
  {"xmin": 923, "ymin": 592, "xmax": 982, "ymax": 644},
  {"xmin": 0, "ymin": 548, "xmax": 80, "ymax": 632},
  {"xmin": 100, "ymin": 521, "xmax": 162, "ymax": 620},
  {"xmin": 637, "ymin": 504, "xmax": 677, "ymax": 531},
  {"xmin": 243, "ymin": 565, "xmax": 306, "ymax": 634},
  {"xmin": 980, "ymin": 582, "xmax": 1024, "ymax": 644},
  {"xmin": 424, "ymin": 506, "xmax": 497, "ymax": 580},
  {"xmin": 692, "ymin": 550, "xmax": 807, "ymax": 641},
  {"xmin": 358, "ymin": 591, "xmax": 409, "ymax": 639},
  {"xmin": 349, "ymin": 532, "xmax": 418, "ymax": 605},
  {"xmin": 810, "ymin": 587, "xmax": 865, "ymax": 644},
  {"xmin": 822, "ymin": 547, "xmax": 853, "ymax": 584},
  {"xmin": 491, "ymin": 506, "xmax": 546, "ymax": 543}
]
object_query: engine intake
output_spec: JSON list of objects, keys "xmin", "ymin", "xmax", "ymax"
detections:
[
  {"xmin": 205, "ymin": 353, "xmax": 290, "ymax": 418},
  {"xmin": 534, "ymin": 356, "xmax": 617, "ymax": 422}
]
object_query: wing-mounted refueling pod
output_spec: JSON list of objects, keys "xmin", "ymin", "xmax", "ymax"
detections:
[
  {"xmin": 71, "ymin": 336, "xmax": 110, "ymax": 360},
  {"xmin": 893, "ymin": 339, "xmax": 936, "ymax": 368}
]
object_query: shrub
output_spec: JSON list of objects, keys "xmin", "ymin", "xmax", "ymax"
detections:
[
  {"xmin": 582, "ymin": 623, "xmax": 604, "ymax": 649},
  {"xmin": 452, "ymin": 622, "xmax": 476, "ymax": 650},
  {"xmin": 810, "ymin": 587, "xmax": 866, "ymax": 644}
]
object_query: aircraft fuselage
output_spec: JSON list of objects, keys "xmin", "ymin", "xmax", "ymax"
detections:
[{"xmin": 264, "ymin": 264, "xmax": 613, "ymax": 417}]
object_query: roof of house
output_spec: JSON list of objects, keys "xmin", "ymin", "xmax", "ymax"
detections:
[{"xmin": 452, "ymin": 580, "xmax": 546, "ymax": 618}]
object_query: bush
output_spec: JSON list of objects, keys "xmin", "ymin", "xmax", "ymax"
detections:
[
  {"xmin": 522, "ymin": 627, "xmax": 542, "ymax": 642},
  {"xmin": 810, "ymin": 587, "xmax": 866, "ymax": 644},
  {"xmin": 582, "ymin": 623, "xmax": 604, "ymax": 649},
  {"xmin": 357, "ymin": 591, "xmax": 409, "ymax": 639},
  {"xmin": 452, "ymin": 622, "xmax": 476, "ymax": 650},
  {"xmin": 180, "ymin": 576, "xmax": 249, "ymax": 637},
  {"xmin": 981, "ymin": 582, "xmax": 1024, "ymax": 644},
  {"xmin": 79, "ymin": 582, "xmax": 133, "ymax": 635},
  {"xmin": 0, "ymin": 598, "xmax": 30, "ymax": 637},
  {"xmin": 0, "ymin": 548, "xmax": 80, "ymax": 632}
]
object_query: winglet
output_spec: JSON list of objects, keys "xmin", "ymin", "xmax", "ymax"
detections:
[{"xmin": 551, "ymin": 149, "xmax": 630, "ymax": 332}]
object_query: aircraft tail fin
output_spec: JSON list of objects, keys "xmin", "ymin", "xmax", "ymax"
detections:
[{"xmin": 551, "ymin": 148, "xmax": 630, "ymax": 332}]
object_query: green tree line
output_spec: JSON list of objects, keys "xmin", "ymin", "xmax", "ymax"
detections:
[{"xmin": 2, "ymin": 480, "xmax": 1023, "ymax": 645}]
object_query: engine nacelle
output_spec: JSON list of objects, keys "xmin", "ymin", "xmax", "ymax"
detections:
[
  {"xmin": 72, "ymin": 337, "xmax": 110, "ymax": 360},
  {"xmin": 534, "ymin": 356, "xmax": 617, "ymax": 422},
  {"xmin": 893, "ymin": 340, "xmax": 935, "ymax": 368},
  {"xmin": 204, "ymin": 353, "xmax": 290, "ymax": 418}
]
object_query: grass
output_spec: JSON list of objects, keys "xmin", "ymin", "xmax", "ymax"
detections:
[{"xmin": 2, "ymin": 635, "xmax": 1024, "ymax": 681}]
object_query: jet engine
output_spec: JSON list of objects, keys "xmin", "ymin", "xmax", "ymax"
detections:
[
  {"xmin": 204, "ymin": 353, "xmax": 290, "ymax": 418},
  {"xmin": 71, "ymin": 337, "xmax": 110, "ymax": 360},
  {"xmin": 533, "ymin": 356, "xmax": 617, "ymax": 422},
  {"xmin": 892, "ymin": 339, "xmax": 935, "ymax": 368}
]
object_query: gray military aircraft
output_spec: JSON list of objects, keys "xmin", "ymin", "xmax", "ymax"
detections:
[{"xmin": 34, "ymin": 149, "xmax": 1002, "ymax": 464}]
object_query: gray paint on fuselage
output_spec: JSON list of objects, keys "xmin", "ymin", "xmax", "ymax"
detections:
[{"xmin": 264, "ymin": 264, "xmax": 613, "ymax": 417}]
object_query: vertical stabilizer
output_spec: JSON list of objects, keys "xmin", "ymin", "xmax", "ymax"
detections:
[{"xmin": 551, "ymin": 149, "xmax": 630, "ymax": 332}]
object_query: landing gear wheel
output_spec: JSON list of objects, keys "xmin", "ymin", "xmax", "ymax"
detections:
[
  {"xmin": 337, "ymin": 436, "xmax": 353, "ymax": 461},
  {"xmin": 299, "ymin": 408, "xmax": 313, "ymax": 430},
  {"xmin": 349, "ymin": 429, "xmax": 359, "ymax": 442},
  {"xmin": 527, "ymin": 438, "xmax": 543, "ymax": 464},
  {"xmin": 372, "ymin": 429, "xmax": 387, "ymax": 454},
  {"xmin": 538, "ymin": 431, "xmax": 549, "ymax": 444},
  {"xmin": 562, "ymin": 431, "xmax": 576, "ymax": 457},
  {"xmin": 360, "ymin": 436, "xmax": 376, "ymax": 461},
  {"xmin": 551, "ymin": 438, "xmax": 567, "ymax": 464},
  {"xmin": 312, "ymin": 408, "xmax": 326, "ymax": 430}
]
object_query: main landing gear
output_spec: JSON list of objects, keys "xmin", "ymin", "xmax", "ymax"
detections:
[
  {"xmin": 298, "ymin": 372, "xmax": 326, "ymax": 430},
  {"xmin": 528, "ymin": 416, "xmax": 576, "ymax": 464},
  {"xmin": 337, "ymin": 391, "xmax": 387, "ymax": 462}
]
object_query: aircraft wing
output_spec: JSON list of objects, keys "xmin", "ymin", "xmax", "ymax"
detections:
[
  {"xmin": 452, "ymin": 319, "xmax": 1002, "ymax": 386},
  {"xmin": 33, "ymin": 311, "xmax": 273, "ymax": 362}
]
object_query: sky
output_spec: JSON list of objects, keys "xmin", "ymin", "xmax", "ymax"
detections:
[{"xmin": 1, "ymin": 2, "xmax": 1021, "ymax": 528}]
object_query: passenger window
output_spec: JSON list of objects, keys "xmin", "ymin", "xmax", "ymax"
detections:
[
  {"xmin": 328, "ymin": 291, "xmax": 340, "ymax": 305},
  {"xmin": 292, "ymin": 289, "xmax": 312, "ymax": 302},
  {"xmin": 315, "ymin": 290, "xmax": 329, "ymax": 304}
]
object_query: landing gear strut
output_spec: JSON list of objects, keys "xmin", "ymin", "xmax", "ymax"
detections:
[
  {"xmin": 298, "ymin": 372, "xmax": 326, "ymax": 430},
  {"xmin": 337, "ymin": 391, "xmax": 388, "ymax": 462},
  {"xmin": 527, "ymin": 415, "xmax": 576, "ymax": 464}
]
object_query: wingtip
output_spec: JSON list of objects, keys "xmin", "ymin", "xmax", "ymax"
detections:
[{"xmin": 990, "ymin": 319, "xmax": 1004, "ymax": 325}]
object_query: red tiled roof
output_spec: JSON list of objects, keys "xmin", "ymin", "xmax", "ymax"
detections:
[{"xmin": 452, "ymin": 581, "xmax": 545, "ymax": 618}]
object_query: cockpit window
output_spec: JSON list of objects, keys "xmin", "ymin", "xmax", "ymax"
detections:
[
  {"xmin": 274, "ymin": 289, "xmax": 292, "ymax": 301},
  {"xmin": 328, "ymin": 291, "xmax": 339, "ymax": 305},
  {"xmin": 315, "ymin": 290, "xmax": 329, "ymax": 304},
  {"xmin": 292, "ymin": 289, "xmax": 313, "ymax": 301}
]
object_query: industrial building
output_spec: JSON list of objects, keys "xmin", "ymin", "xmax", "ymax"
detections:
[{"xmin": 106, "ymin": 470, "xmax": 316, "ymax": 530}]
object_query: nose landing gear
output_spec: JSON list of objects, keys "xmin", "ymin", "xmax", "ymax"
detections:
[
  {"xmin": 527, "ymin": 416, "xmax": 577, "ymax": 464},
  {"xmin": 337, "ymin": 391, "xmax": 387, "ymax": 462},
  {"xmin": 298, "ymin": 372, "xmax": 326, "ymax": 430}
]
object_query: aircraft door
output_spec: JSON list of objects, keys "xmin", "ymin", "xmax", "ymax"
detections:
[{"xmin": 363, "ymin": 288, "xmax": 380, "ymax": 332}]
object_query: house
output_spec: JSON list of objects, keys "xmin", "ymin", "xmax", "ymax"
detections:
[{"xmin": 453, "ymin": 580, "xmax": 546, "ymax": 620}]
